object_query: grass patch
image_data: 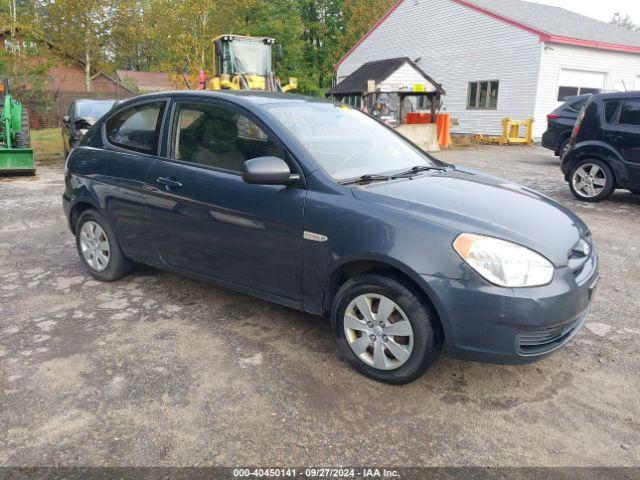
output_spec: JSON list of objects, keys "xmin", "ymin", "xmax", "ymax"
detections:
[{"xmin": 32, "ymin": 128, "xmax": 64, "ymax": 164}]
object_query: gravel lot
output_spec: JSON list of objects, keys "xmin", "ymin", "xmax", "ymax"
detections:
[{"xmin": 1, "ymin": 145, "xmax": 639, "ymax": 467}]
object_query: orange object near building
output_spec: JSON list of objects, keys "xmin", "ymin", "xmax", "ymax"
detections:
[{"xmin": 436, "ymin": 113, "xmax": 452, "ymax": 148}]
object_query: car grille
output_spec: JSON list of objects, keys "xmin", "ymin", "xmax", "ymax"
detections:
[{"xmin": 518, "ymin": 319, "xmax": 581, "ymax": 354}]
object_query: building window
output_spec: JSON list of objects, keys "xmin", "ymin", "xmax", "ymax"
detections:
[
  {"xmin": 341, "ymin": 95, "xmax": 362, "ymax": 109},
  {"xmin": 557, "ymin": 86, "xmax": 600, "ymax": 101},
  {"xmin": 467, "ymin": 81, "xmax": 499, "ymax": 109},
  {"xmin": 5, "ymin": 39, "xmax": 20, "ymax": 53}
]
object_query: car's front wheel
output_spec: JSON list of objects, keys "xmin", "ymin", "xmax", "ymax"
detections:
[
  {"xmin": 75, "ymin": 209, "xmax": 131, "ymax": 281},
  {"xmin": 332, "ymin": 274, "xmax": 442, "ymax": 384},
  {"xmin": 569, "ymin": 159, "xmax": 615, "ymax": 202}
]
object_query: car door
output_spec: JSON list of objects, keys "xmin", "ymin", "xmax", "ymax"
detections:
[
  {"xmin": 87, "ymin": 99, "xmax": 168, "ymax": 263},
  {"xmin": 145, "ymin": 98, "xmax": 305, "ymax": 303},
  {"xmin": 609, "ymin": 98, "xmax": 640, "ymax": 185}
]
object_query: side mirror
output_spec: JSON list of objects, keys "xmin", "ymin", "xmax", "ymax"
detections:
[
  {"xmin": 241, "ymin": 156, "xmax": 299, "ymax": 185},
  {"xmin": 62, "ymin": 115, "xmax": 70, "ymax": 124}
]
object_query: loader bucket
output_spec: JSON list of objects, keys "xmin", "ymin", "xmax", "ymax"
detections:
[{"xmin": 0, "ymin": 149, "xmax": 35, "ymax": 175}]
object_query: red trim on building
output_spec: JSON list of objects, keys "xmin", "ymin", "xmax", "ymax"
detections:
[
  {"xmin": 451, "ymin": 0, "xmax": 550, "ymax": 39},
  {"xmin": 545, "ymin": 35, "xmax": 640, "ymax": 54},
  {"xmin": 335, "ymin": 0, "xmax": 640, "ymax": 69}
]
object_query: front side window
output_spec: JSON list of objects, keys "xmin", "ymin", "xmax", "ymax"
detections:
[
  {"xmin": 172, "ymin": 102, "xmax": 284, "ymax": 172},
  {"xmin": 468, "ymin": 81, "xmax": 499, "ymax": 109},
  {"xmin": 266, "ymin": 102, "xmax": 438, "ymax": 181},
  {"xmin": 619, "ymin": 100, "xmax": 640, "ymax": 126},
  {"xmin": 105, "ymin": 102, "xmax": 165, "ymax": 155}
]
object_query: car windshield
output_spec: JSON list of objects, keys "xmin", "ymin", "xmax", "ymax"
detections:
[
  {"xmin": 266, "ymin": 102, "xmax": 437, "ymax": 181},
  {"xmin": 76, "ymin": 100, "xmax": 116, "ymax": 121}
]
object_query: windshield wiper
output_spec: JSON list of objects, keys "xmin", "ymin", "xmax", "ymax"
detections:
[
  {"xmin": 391, "ymin": 165, "xmax": 448, "ymax": 178},
  {"xmin": 340, "ymin": 173, "xmax": 393, "ymax": 185}
]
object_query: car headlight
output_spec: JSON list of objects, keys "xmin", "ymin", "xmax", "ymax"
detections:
[{"xmin": 453, "ymin": 233, "xmax": 554, "ymax": 287}]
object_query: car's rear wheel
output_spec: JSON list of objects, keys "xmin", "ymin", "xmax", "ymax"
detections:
[
  {"xmin": 75, "ymin": 209, "xmax": 131, "ymax": 281},
  {"xmin": 332, "ymin": 274, "xmax": 442, "ymax": 384},
  {"xmin": 569, "ymin": 159, "xmax": 614, "ymax": 202}
]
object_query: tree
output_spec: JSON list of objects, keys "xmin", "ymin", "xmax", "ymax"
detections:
[
  {"xmin": 338, "ymin": 0, "xmax": 395, "ymax": 56},
  {"xmin": 36, "ymin": 0, "xmax": 114, "ymax": 92},
  {"xmin": 610, "ymin": 12, "xmax": 639, "ymax": 32}
]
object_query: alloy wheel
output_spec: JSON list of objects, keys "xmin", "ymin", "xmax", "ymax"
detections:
[
  {"xmin": 572, "ymin": 164, "xmax": 607, "ymax": 198},
  {"xmin": 344, "ymin": 293, "xmax": 414, "ymax": 371},
  {"xmin": 79, "ymin": 221, "xmax": 110, "ymax": 271}
]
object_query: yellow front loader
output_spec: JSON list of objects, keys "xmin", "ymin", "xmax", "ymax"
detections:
[{"xmin": 208, "ymin": 35, "xmax": 297, "ymax": 93}]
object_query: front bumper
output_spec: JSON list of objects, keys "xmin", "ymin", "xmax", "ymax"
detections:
[{"xmin": 421, "ymin": 248, "xmax": 598, "ymax": 364}]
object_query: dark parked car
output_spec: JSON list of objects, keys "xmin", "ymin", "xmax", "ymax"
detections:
[
  {"xmin": 562, "ymin": 91, "xmax": 640, "ymax": 202},
  {"xmin": 63, "ymin": 92, "xmax": 598, "ymax": 384},
  {"xmin": 62, "ymin": 99, "xmax": 117, "ymax": 157},
  {"xmin": 541, "ymin": 94, "xmax": 591, "ymax": 159}
]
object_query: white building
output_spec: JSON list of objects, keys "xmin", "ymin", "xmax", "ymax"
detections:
[{"xmin": 335, "ymin": 0, "xmax": 640, "ymax": 138}]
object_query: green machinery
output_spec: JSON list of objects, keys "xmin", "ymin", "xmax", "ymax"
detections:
[{"xmin": 0, "ymin": 84, "xmax": 34, "ymax": 175}]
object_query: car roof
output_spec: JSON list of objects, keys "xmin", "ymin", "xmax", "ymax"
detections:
[
  {"xmin": 589, "ymin": 91, "xmax": 640, "ymax": 101},
  {"xmin": 114, "ymin": 90, "xmax": 334, "ymax": 109}
]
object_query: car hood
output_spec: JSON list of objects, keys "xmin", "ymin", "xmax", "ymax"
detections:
[{"xmin": 351, "ymin": 167, "xmax": 589, "ymax": 267}]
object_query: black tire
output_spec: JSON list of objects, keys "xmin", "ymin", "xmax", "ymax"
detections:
[
  {"xmin": 332, "ymin": 273, "xmax": 442, "ymax": 384},
  {"xmin": 568, "ymin": 158, "xmax": 615, "ymax": 203},
  {"xmin": 75, "ymin": 209, "xmax": 131, "ymax": 282},
  {"xmin": 558, "ymin": 137, "xmax": 570, "ymax": 160},
  {"xmin": 14, "ymin": 108, "xmax": 31, "ymax": 148}
]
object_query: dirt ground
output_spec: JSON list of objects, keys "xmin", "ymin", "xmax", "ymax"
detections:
[{"xmin": 1, "ymin": 145, "xmax": 639, "ymax": 467}]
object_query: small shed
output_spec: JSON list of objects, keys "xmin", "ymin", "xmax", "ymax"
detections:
[{"xmin": 329, "ymin": 57, "xmax": 445, "ymax": 124}]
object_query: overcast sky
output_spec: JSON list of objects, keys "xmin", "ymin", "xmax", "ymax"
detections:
[{"xmin": 528, "ymin": 0, "xmax": 640, "ymax": 24}]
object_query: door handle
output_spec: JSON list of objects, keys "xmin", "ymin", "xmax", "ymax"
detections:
[{"xmin": 156, "ymin": 176, "xmax": 183, "ymax": 189}]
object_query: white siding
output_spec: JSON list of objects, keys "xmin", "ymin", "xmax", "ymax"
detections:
[
  {"xmin": 337, "ymin": 0, "xmax": 543, "ymax": 136},
  {"xmin": 381, "ymin": 63, "xmax": 438, "ymax": 92},
  {"xmin": 534, "ymin": 43, "xmax": 640, "ymax": 137}
]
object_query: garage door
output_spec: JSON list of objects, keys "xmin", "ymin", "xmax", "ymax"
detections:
[{"xmin": 557, "ymin": 69, "xmax": 606, "ymax": 102}]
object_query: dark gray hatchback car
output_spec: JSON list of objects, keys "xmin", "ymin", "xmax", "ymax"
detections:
[{"xmin": 63, "ymin": 91, "xmax": 598, "ymax": 384}]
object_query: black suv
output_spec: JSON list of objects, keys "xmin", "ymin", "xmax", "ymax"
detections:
[
  {"xmin": 542, "ymin": 94, "xmax": 591, "ymax": 159},
  {"xmin": 561, "ymin": 92, "xmax": 640, "ymax": 202}
]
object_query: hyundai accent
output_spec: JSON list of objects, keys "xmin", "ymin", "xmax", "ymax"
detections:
[{"xmin": 63, "ymin": 92, "xmax": 598, "ymax": 384}]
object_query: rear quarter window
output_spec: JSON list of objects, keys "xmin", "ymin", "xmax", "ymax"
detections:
[
  {"xmin": 105, "ymin": 102, "xmax": 166, "ymax": 155},
  {"xmin": 569, "ymin": 99, "xmax": 587, "ymax": 112}
]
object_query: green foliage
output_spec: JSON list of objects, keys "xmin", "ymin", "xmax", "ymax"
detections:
[{"xmin": 13, "ymin": 0, "xmax": 396, "ymax": 94}]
